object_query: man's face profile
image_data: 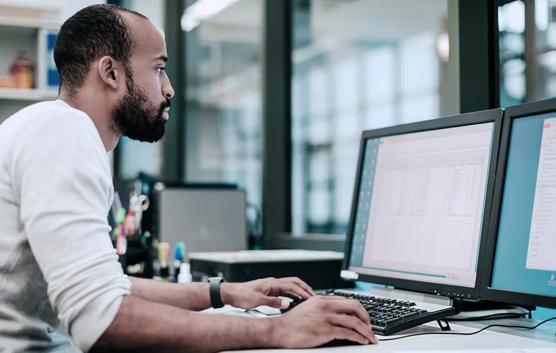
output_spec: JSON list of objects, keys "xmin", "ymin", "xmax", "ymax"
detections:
[
  {"xmin": 110, "ymin": 12, "xmax": 173, "ymax": 144},
  {"xmin": 112, "ymin": 70, "xmax": 170, "ymax": 143}
]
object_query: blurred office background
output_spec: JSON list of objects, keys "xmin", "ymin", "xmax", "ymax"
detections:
[{"xmin": 0, "ymin": 0, "xmax": 555, "ymax": 248}]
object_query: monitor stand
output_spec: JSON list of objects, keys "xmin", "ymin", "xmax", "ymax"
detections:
[{"xmin": 452, "ymin": 298, "xmax": 534, "ymax": 320}]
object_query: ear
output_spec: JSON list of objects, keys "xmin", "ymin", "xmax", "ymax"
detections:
[{"xmin": 97, "ymin": 56, "xmax": 124, "ymax": 90}]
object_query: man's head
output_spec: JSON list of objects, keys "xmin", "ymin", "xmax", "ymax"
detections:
[{"xmin": 54, "ymin": 4, "xmax": 174, "ymax": 142}]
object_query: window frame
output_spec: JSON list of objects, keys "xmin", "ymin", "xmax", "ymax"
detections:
[{"xmin": 263, "ymin": 0, "xmax": 500, "ymax": 251}]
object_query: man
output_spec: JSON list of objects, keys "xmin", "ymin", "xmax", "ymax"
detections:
[{"xmin": 0, "ymin": 4, "xmax": 376, "ymax": 352}]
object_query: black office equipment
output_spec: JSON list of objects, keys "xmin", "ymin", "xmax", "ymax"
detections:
[
  {"xmin": 189, "ymin": 250, "xmax": 352, "ymax": 290},
  {"xmin": 482, "ymin": 98, "xmax": 556, "ymax": 310},
  {"xmin": 338, "ymin": 109, "xmax": 504, "ymax": 335}
]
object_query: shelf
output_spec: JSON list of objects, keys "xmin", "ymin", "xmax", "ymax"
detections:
[
  {"xmin": 0, "ymin": 17, "xmax": 59, "ymax": 30},
  {"xmin": 0, "ymin": 88, "xmax": 58, "ymax": 101},
  {"xmin": 0, "ymin": 5, "xmax": 60, "ymax": 30}
]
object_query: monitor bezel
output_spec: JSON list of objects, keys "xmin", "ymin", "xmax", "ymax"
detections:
[
  {"xmin": 343, "ymin": 109, "xmax": 503, "ymax": 300},
  {"xmin": 480, "ymin": 98, "xmax": 556, "ymax": 309}
]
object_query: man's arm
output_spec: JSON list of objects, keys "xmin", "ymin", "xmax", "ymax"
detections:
[
  {"xmin": 91, "ymin": 295, "xmax": 377, "ymax": 353},
  {"xmin": 129, "ymin": 277, "xmax": 211, "ymax": 310},
  {"xmin": 129, "ymin": 276, "xmax": 315, "ymax": 311},
  {"xmin": 91, "ymin": 295, "xmax": 275, "ymax": 353}
]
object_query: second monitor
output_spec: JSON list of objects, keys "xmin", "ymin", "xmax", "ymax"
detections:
[{"xmin": 483, "ymin": 97, "xmax": 556, "ymax": 309}]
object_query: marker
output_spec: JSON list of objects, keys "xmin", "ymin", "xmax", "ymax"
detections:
[
  {"xmin": 158, "ymin": 242, "xmax": 171, "ymax": 281},
  {"xmin": 173, "ymin": 242, "xmax": 186, "ymax": 283}
]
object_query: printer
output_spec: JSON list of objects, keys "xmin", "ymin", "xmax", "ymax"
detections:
[{"xmin": 189, "ymin": 249, "xmax": 353, "ymax": 289}]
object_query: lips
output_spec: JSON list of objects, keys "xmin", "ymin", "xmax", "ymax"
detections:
[
  {"xmin": 161, "ymin": 106, "xmax": 170, "ymax": 120},
  {"xmin": 159, "ymin": 99, "xmax": 171, "ymax": 121}
]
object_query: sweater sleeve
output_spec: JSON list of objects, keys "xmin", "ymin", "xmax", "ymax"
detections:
[{"xmin": 13, "ymin": 111, "xmax": 131, "ymax": 352}]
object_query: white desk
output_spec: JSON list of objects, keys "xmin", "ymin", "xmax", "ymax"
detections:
[{"xmin": 209, "ymin": 308, "xmax": 556, "ymax": 353}]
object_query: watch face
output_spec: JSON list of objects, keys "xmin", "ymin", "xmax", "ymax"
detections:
[{"xmin": 209, "ymin": 277, "xmax": 224, "ymax": 283}]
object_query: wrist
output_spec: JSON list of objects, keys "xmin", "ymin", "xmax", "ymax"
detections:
[
  {"xmin": 265, "ymin": 317, "xmax": 284, "ymax": 348},
  {"xmin": 219, "ymin": 282, "xmax": 235, "ymax": 306}
]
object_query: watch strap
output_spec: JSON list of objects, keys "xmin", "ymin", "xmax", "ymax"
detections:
[{"xmin": 208, "ymin": 277, "xmax": 225, "ymax": 308}]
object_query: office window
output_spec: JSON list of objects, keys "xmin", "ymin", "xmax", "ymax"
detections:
[
  {"xmin": 182, "ymin": 0, "xmax": 263, "ymax": 210},
  {"xmin": 499, "ymin": 0, "xmax": 556, "ymax": 106},
  {"xmin": 291, "ymin": 0, "xmax": 459, "ymax": 234},
  {"xmin": 291, "ymin": 0, "xmax": 460, "ymax": 235}
]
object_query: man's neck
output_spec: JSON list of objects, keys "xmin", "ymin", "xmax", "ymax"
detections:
[{"xmin": 58, "ymin": 90, "xmax": 121, "ymax": 152}]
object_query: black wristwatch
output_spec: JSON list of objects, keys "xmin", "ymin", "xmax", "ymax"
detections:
[{"xmin": 208, "ymin": 277, "xmax": 225, "ymax": 308}]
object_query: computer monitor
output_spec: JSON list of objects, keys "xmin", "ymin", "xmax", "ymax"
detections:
[
  {"xmin": 343, "ymin": 109, "xmax": 503, "ymax": 300},
  {"xmin": 483, "ymin": 98, "xmax": 556, "ymax": 309}
]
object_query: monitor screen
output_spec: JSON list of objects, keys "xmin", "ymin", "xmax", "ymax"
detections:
[
  {"xmin": 490, "ymin": 112, "xmax": 556, "ymax": 298},
  {"xmin": 348, "ymin": 122, "xmax": 495, "ymax": 289}
]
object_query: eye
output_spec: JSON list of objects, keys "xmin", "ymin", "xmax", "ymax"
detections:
[{"xmin": 156, "ymin": 66, "xmax": 166, "ymax": 75}]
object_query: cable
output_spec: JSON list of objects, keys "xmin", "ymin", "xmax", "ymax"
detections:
[
  {"xmin": 378, "ymin": 316, "xmax": 556, "ymax": 342},
  {"xmin": 447, "ymin": 312, "xmax": 529, "ymax": 322}
]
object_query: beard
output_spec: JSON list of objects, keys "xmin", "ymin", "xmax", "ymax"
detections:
[{"xmin": 112, "ymin": 73, "xmax": 170, "ymax": 143}]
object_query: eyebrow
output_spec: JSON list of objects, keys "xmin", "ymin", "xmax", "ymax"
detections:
[{"xmin": 153, "ymin": 55, "xmax": 168, "ymax": 63}]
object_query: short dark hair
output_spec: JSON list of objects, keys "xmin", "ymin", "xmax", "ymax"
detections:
[{"xmin": 54, "ymin": 4, "xmax": 147, "ymax": 94}]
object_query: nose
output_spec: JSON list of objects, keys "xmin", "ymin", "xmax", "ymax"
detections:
[{"xmin": 162, "ymin": 74, "xmax": 175, "ymax": 100}]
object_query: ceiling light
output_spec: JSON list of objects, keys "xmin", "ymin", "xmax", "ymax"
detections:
[{"xmin": 181, "ymin": 0, "xmax": 240, "ymax": 32}]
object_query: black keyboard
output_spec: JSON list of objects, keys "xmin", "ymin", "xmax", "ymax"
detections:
[{"xmin": 332, "ymin": 289, "xmax": 457, "ymax": 335}]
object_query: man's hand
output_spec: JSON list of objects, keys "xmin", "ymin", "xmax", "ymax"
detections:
[
  {"xmin": 269, "ymin": 295, "xmax": 378, "ymax": 347},
  {"xmin": 221, "ymin": 277, "xmax": 315, "ymax": 309}
]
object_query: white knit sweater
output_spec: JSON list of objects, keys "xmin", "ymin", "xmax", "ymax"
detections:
[{"xmin": 0, "ymin": 100, "xmax": 131, "ymax": 352}]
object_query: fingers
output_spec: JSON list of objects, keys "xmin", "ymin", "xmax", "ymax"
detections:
[
  {"xmin": 324, "ymin": 297, "xmax": 370, "ymax": 324},
  {"xmin": 282, "ymin": 277, "xmax": 315, "ymax": 296},
  {"xmin": 259, "ymin": 295, "xmax": 290, "ymax": 309},
  {"xmin": 321, "ymin": 297, "xmax": 378, "ymax": 344},
  {"xmin": 328, "ymin": 313, "xmax": 377, "ymax": 344},
  {"xmin": 273, "ymin": 279, "xmax": 313, "ymax": 299},
  {"xmin": 329, "ymin": 326, "xmax": 370, "ymax": 345}
]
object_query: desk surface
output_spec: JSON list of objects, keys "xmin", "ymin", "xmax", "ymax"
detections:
[{"xmin": 209, "ymin": 308, "xmax": 556, "ymax": 353}]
